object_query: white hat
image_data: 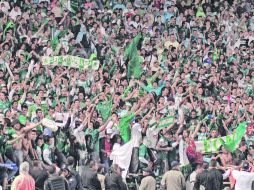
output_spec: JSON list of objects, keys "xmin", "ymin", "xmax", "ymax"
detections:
[{"xmin": 106, "ymin": 128, "xmax": 113, "ymax": 135}]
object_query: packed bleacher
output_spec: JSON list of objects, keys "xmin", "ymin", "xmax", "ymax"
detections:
[{"xmin": 0, "ymin": 0, "xmax": 254, "ymax": 190}]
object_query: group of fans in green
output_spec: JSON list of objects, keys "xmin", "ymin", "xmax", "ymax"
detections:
[{"xmin": 0, "ymin": 0, "xmax": 254, "ymax": 189}]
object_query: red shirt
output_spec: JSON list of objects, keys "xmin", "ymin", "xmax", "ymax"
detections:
[
  {"xmin": 11, "ymin": 173, "xmax": 35, "ymax": 190},
  {"xmin": 105, "ymin": 139, "xmax": 110, "ymax": 153},
  {"xmin": 246, "ymin": 124, "xmax": 254, "ymax": 135}
]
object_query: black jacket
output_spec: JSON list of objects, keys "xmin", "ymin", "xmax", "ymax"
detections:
[
  {"xmin": 80, "ymin": 168, "xmax": 101, "ymax": 190},
  {"xmin": 234, "ymin": 149, "xmax": 246, "ymax": 161},
  {"xmin": 194, "ymin": 169, "xmax": 223, "ymax": 190},
  {"xmin": 30, "ymin": 168, "xmax": 48, "ymax": 190},
  {"xmin": 68, "ymin": 166, "xmax": 82, "ymax": 190},
  {"xmin": 44, "ymin": 175, "xmax": 69, "ymax": 190},
  {"xmin": 105, "ymin": 172, "xmax": 127, "ymax": 190}
]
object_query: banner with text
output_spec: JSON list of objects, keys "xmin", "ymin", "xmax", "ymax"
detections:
[
  {"xmin": 41, "ymin": 56, "xmax": 99, "ymax": 70},
  {"xmin": 195, "ymin": 135, "xmax": 234, "ymax": 153},
  {"xmin": 195, "ymin": 122, "xmax": 246, "ymax": 153}
]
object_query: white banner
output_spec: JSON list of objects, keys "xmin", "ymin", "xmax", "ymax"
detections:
[{"xmin": 41, "ymin": 55, "xmax": 99, "ymax": 70}]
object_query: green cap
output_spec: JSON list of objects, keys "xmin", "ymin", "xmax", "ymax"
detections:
[{"xmin": 18, "ymin": 115, "xmax": 27, "ymax": 125}]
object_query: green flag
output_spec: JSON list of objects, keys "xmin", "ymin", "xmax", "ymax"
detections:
[
  {"xmin": 213, "ymin": 47, "xmax": 218, "ymax": 61},
  {"xmin": 60, "ymin": 0, "xmax": 78, "ymax": 13},
  {"xmin": 157, "ymin": 116, "xmax": 174, "ymax": 129},
  {"xmin": 219, "ymin": 122, "xmax": 247, "ymax": 153},
  {"xmin": 50, "ymin": 30, "xmax": 68, "ymax": 50},
  {"xmin": 3, "ymin": 21, "xmax": 14, "ymax": 39},
  {"xmin": 50, "ymin": 36, "xmax": 59, "ymax": 51},
  {"xmin": 28, "ymin": 104, "xmax": 37, "ymax": 118},
  {"xmin": 124, "ymin": 33, "xmax": 142, "ymax": 79},
  {"xmin": 119, "ymin": 113, "xmax": 135, "ymax": 143}
]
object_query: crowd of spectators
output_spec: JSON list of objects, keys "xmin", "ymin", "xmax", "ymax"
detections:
[{"xmin": 0, "ymin": 0, "xmax": 254, "ymax": 189}]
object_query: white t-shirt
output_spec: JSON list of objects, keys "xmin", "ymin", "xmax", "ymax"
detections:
[
  {"xmin": 232, "ymin": 170, "xmax": 254, "ymax": 190},
  {"xmin": 143, "ymin": 126, "xmax": 159, "ymax": 149},
  {"xmin": 186, "ymin": 171, "xmax": 197, "ymax": 190},
  {"xmin": 9, "ymin": 8, "xmax": 21, "ymax": 21},
  {"xmin": 131, "ymin": 123, "xmax": 142, "ymax": 148}
]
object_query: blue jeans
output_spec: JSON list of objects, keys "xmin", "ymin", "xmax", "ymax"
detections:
[
  {"xmin": 13, "ymin": 150, "xmax": 23, "ymax": 167},
  {"xmin": 101, "ymin": 157, "xmax": 110, "ymax": 173}
]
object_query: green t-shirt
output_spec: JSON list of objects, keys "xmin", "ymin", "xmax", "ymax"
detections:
[
  {"xmin": 56, "ymin": 131, "xmax": 67, "ymax": 153},
  {"xmin": 96, "ymin": 100, "xmax": 112, "ymax": 122},
  {"xmin": 6, "ymin": 127, "xmax": 16, "ymax": 137},
  {"xmin": 0, "ymin": 100, "xmax": 9, "ymax": 110},
  {"xmin": 119, "ymin": 113, "xmax": 135, "ymax": 143},
  {"xmin": 139, "ymin": 144, "xmax": 147, "ymax": 158},
  {"xmin": 28, "ymin": 104, "xmax": 37, "ymax": 117}
]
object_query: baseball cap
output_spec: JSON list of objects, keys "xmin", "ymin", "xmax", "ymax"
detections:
[
  {"xmin": 242, "ymin": 161, "xmax": 249, "ymax": 171},
  {"xmin": 106, "ymin": 128, "xmax": 113, "ymax": 135},
  {"xmin": 143, "ymin": 167, "xmax": 153, "ymax": 174},
  {"xmin": 171, "ymin": 161, "xmax": 180, "ymax": 168}
]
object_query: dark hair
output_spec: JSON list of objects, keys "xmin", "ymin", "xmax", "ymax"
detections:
[
  {"xmin": 66, "ymin": 156, "xmax": 75, "ymax": 166},
  {"xmin": 93, "ymin": 121, "xmax": 100, "ymax": 129},
  {"xmin": 36, "ymin": 108, "xmax": 42, "ymax": 114},
  {"xmin": 32, "ymin": 160, "xmax": 41, "ymax": 168},
  {"xmin": 44, "ymin": 135, "xmax": 52, "ymax": 144},
  {"xmin": 111, "ymin": 134, "xmax": 122, "ymax": 145},
  {"xmin": 239, "ymin": 141, "xmax": 246, "ymax": 147},
  {"xmin": 89, "ymin": 160, "xmax": 96, "ymax": 168},
  {"xmin": 233, "ymin": 158, "xmax": 242, "ymax": 166},
  {"xmin": 21, "ymin": 104, "xmax": 28, "ymax": 109},
  {"xmin": 195, "ymin": 164, "xmax": 202, "ymax": 170},
  {"xmin": 69, "ymin": 135, "xmax": 76, "ymax": 143},
  {"xmin": 202, "ymin": 162, "xmax": 209, "ymax": 170},
  {"xmin": 48, "ymin": 166, "xmax": 56, "ymax": 174},
  {"xmin": 35, "ymin": 136, "xmax": 43, "ymax": 145},
  {"xmin": 135, "ymin": 115, "xmax": 142, "ymax": 122},
  {"xmin": 209, "ymin": 159, "xmax": 217, "ymax": 167}
]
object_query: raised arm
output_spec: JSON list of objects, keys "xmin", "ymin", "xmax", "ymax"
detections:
[
  {"xmin": 191, "ymin": 121, "xmax": 202, "ymax": 139},
  {"xmin": 7, "ymin": 134, "xmax": 25, "ymax": 145},
  {"xmin": 22, "ymin": 122, "xmax": 42, "ymax": 133}
]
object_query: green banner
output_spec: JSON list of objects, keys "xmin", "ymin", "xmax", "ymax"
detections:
[
  {"xmin": 218, "ymin": 122, "xmax": 247, "ymax": 153},
  {"xmin": 41, "ymin": 55, "xmax": 99, "ymax": 70},
  {"xmin": 195, "ymin": 122, "xmax": 247, "ymax": 153},
  {"xmin": 157, "ymin": 116, "xmax": 174, "ymax": 129}
]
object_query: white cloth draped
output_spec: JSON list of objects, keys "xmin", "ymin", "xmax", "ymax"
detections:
[{"xmin": 110, "ymin": 123, "xmax": 142, "ymax": 178}]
